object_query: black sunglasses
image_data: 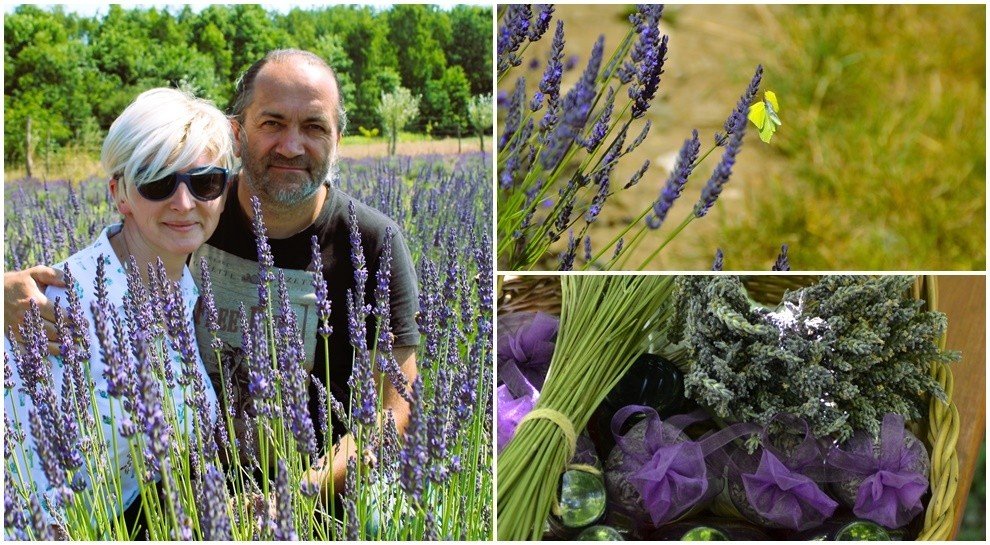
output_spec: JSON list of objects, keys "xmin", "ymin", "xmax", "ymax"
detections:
[{"xmin": 136, "ymin": 167, "xmax": 229, "ymax": 201}]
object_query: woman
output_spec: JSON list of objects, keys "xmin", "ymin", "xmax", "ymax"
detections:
[{"xmin": 4, "ymin": 88, "xmax": 233, "ymax": 538}]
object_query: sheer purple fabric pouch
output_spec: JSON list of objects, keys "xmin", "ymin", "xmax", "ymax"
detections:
[
  {"xmin": 604, "ymin": 405, "xmax": 757, "ymax": 534},
  {"xmin": 496, "ymin": 381, "xmax": 537, "ymax": 453},
  {"xmin": 721, "ymin": 414, "xmax": 838, "ymax": 531},
  {"xmin": 497, "ymin": 312, "xmax": 558, "ymax": 395},
  {"xmin": 826, "ymin": 413, "xmax": 929, "ymax": 529}
]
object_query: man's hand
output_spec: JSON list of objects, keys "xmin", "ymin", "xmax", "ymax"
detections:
[
  {"xmin": 302, "ymin": 346, "xmax": 418, "ymax": 500},
  {"xmin": 4, "ymin": 267, "xmax": 64, "ymax": 353}
]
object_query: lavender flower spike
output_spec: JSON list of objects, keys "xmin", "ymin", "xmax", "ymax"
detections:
[
  {"xmin": 497, "ymin": 5, "xmax": 532, "ymax": 75},
  {"xmin": 529, "ymin": 4, "xmax": 554, "ymax": 41},
  {"xmin": 695, "ymin": 65, "xmax": 764, "ymax": 217},
  {"xmin": 535, "ymin": 20, "xmax": 565, "ymax": 112},
  {"xmin": 647, "ymin": 129, "xmax": 701, "ymax": 229},
  {"xmin": 712, "ymin": 248, "xmax": 724, "ymax": 271},
  {"xmin": 772, "ymin": 244, "xmax": 790, "ymax": 271}
]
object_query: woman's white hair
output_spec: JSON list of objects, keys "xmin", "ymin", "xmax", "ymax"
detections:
[{"xmin": 101, "ymin": 87, "xmax": 234, "ymax": 188}]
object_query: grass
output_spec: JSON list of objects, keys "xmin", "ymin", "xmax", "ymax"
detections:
[{"xmin": 714, "ymin": 5, "xmax": 985, "ymax": 270}]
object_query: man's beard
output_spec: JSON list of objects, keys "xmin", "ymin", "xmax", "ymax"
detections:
[{"xmin": 238, "ymin": 133, "xmax": 338, "ymax": 209}]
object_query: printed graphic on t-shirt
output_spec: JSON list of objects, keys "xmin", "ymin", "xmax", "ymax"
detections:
[{"xmin": 191, "ymin": 244, "xmax": 321, "ymax": 400}]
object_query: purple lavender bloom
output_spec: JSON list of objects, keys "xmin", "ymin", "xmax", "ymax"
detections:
[
  {"xmin": 529, "ymin": 4, "xmax": 554, "ymax": 41},
  {"xmin": 533, "ymin": 20, "xmax": 565, "ymax": 113},
  {"xmin": 583, "ymin": 235, "xmax": 593, "ymax": 262},
  {"xmin": 29, "ymin": 407, "xmax": 71, "ymax": 507},
  {"xmin": 196, "ymin": 464, "xmax": 232, "ymax": 540},
  {"xmin": 625, "ymin": 159, "xmax": 651, "ymax": 189},
  {"xmin": 695, "ymin": 66, "xmax": 763, "ymax": 218},
  {"xmin": 559, "ymin": 229, "xmax": 577, "ymax": 271},
  {"xmin": 197, "ymin": 257, "xmax": 224, "ymax": 354},
  {"xmin": 398, "ymin": 378, "xmax": 429, "ymax": 502},
  {"xmin": 647, "ymin": 129, "xmax": 701, "ymax": 229},
  {"xmin": 250, "ymin": 196, "xmax": 275, "ymax": 309},
  {"xmin": 246, "ymin": 312, "xmax": 274, "ymax": 418},
  {"xmin": 5, "ymin": 469, "xmax": 28, "ymax": 538},
  {"xmin": 626, "ymin": 120, "xmax": 653, "ymax": 155},
  {"xmin": 309, "ymin": 236, "xmax": 332, "ymax": 337},
  {"xmin": 772, "ymin": 244, "xmax": 791, "ymax": 271},
  {"xmin": 541, "ymin": 35, "xmax": 605, "ymax": 171},
  {"xmin": 498, "ymin": 77, "xmax": 526, "ymax": 153},
  {"xmin": 273, "ymin": 460, "xmax": 297, "ymax": 540},
  {"xmin": 16, "ymin": 301, "xmax": 51, "ymax": 401},
  {"xmin": 712, "ymin": 248, "xmax": 725, "ymax": 271},
  {"xmin": 613, "ymin": 237, "xmax": 625, "ymax": 260},
  {"xmin": 347, "ymin": 290, "xmax": 377, "ymax": 427},
  {"xmin": 27, "ymin": 493, "xmax": 52, "ymax": 540},
  {"xmin": 628, "ymin": 24, "xmax": 668, "ymax": 119},
  {"xmin": 497, "ymin": 5, "xmax": 532, "ymax": 75},
  {"xmin": 347, "ymin": 201, "xmax": 369, "ymax": 293},
  {"xmin": 584, "ymin": 87, "xmax": 614, "ymax": 151},
  {"xmin": 131, "ymin": 329, "xmax": 172, "ymax": 478},
  {"xmin": 585, "ymin": 129, "xmax": 625, "ymax": 224}
]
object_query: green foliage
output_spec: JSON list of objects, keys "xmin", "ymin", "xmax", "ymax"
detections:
[
  {"xmin": 377, "ymin": 87, "xmax": 420, "ymax": 155},
  {"xmin": 419, "ymin": 66, "xmax": 472, "ymax": 136},
  {"xmin": 467, "ymin": 94, "xmax": 493, "ymax": 152},
  {"xmin": 446, "ymin": 5, "xmax": 493, "ymax": 95},
  {"xmin": 4, "ymin": 4, "xmax": 491, "ymax": 164},
  {"xmin": 669, "ymin": 276, "xmax": 959, "ymax": 442}
]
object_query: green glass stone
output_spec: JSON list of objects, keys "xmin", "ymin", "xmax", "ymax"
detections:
[
  {"xmin": 681, "ymin": 526, "xmax": 729, "ymax": 540},
  {"xmin": 576, "ymin": 525, "xmax": 624, "ymax": 540},
  {"xmin": 558, "ymin": 469, "xmax": 607, "ymax": 528},
  {"xmin": 835, "ymin": 521, "xmax": 891, "ymax": 541}
]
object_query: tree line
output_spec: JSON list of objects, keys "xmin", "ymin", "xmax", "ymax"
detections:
[{"xmin": 4, "ymin": 4, "xmax": 492, "ymax": 165}]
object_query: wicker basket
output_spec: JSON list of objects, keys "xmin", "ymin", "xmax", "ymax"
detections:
[{"xmin": 497, "ymin": 275, "xmax": 959, "ymax": 540}]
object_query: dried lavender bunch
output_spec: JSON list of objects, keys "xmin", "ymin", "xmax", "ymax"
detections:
[
  {"xmin": 497, "ymin": 4, "xmax": 782, "ymax": 270},
  {"xmin": 668, "ymin": 275, "xmax": 958, "ymax": 442}
]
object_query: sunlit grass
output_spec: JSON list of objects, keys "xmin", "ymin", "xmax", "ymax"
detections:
[{"xmin": 715, "ymin": 5, "xmax": 985, "ymax": 270}]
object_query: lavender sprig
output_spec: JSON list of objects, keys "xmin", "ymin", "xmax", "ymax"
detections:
[
  {"xmin": 647, "ymin": 129, "xmax": 701, "ymax": 229},
  {"xmin": 694, "ymin": 65, "xmax": 763, "ymax": 218}
]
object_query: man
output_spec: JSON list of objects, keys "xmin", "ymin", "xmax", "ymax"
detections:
[{"xmin": 4, "ymin": 49, "xmax": 420, "ymax": 497}]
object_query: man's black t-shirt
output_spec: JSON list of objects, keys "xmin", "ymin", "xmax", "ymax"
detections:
[{"xmin": 192, "ymin": 180, "xmax": 420, "ymax": 449}]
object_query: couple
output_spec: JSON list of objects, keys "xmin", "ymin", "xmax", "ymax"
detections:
[{"xmin": 5, "ymin": 49, "xmax": 419, "ymax": 529}]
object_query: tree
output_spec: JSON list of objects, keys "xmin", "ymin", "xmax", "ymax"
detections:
[
  {"xmin": 467, "ymin": 94, "xmax": 492, "ymax": 152},
  {"xmin": 447, "ymin": 6, "xmax": 492, "ymax": 95},
  {"xmin": 377, "ymin": 87, "xmax": 419, "ymax": 156}
]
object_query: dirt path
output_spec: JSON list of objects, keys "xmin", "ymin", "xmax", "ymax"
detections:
[
  {"xmin": 339, "ymin": 137, "xmax": 490, "ymax": 158},
  {"xmin": 513, "ymin": 5, "xmax": 787, "ymax": 269}
]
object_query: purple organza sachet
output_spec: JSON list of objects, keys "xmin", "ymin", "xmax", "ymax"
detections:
[
  {"xmin": 723, "ymin": 414, "xmax": 837, "ymax": 531},
  {"xmin": 496, "ymin": 384, "xmax": 535, "ymax": 452},
  {"xmin": 497, "ymin": 312, "xmax": 558, "ymax": 395},
  {"xmin": 826, "ymin": 413, "xmax": 930, "ymax": 528},
  {"xmin": 605, "ymin": 406, "xmax": 757, "ymax": 534}
]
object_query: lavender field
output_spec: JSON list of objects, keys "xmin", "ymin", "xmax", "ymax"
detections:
[{"xmin": 4, "ymin": 152, "xmax": 492, "ymax": 540}]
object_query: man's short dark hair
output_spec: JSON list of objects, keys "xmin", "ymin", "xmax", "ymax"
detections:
[{"xmin": 229, "ymin": 49, "xmax": 348, "ymax": 136}]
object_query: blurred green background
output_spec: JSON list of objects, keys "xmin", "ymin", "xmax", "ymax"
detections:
[
  {"xmin": 959, "ymin": 444, "xmax": 986, "ymax": 540},
  {"xmin": 506, "ymin": 5, "xmax": 985, "ymax": 270}
]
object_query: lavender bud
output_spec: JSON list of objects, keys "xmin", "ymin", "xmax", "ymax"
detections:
[
  {"xmin": 712, "ymin": 248, "xmax": 725, "ymax": 271},
  {"xmin": 646, "ymin": 129, "xmax": 701, "ymax": 229},
  {"xmin": 772, "ymin": 244, "xmax": 791, "ymax": 271},
  {"xmin": 695, "ymin": 65, "xmax": 763, "ymax": 218}
]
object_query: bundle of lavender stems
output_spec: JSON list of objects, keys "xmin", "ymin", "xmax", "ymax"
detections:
[{"xmin": 496, "ymin": 275, "xmax": 675, "ymax": 539}]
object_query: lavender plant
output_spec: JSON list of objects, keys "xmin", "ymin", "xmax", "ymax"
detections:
[
  {"xmin": 4, "ymin": 152, "xmax": 492, "ymax": 540},
  {"xmin": 497, "ymin": 4, "xmax": 782, "ymax": 270},
  {"xmin": 667, "ymin": 275, "xmax": 959, "ymax": 442}
]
